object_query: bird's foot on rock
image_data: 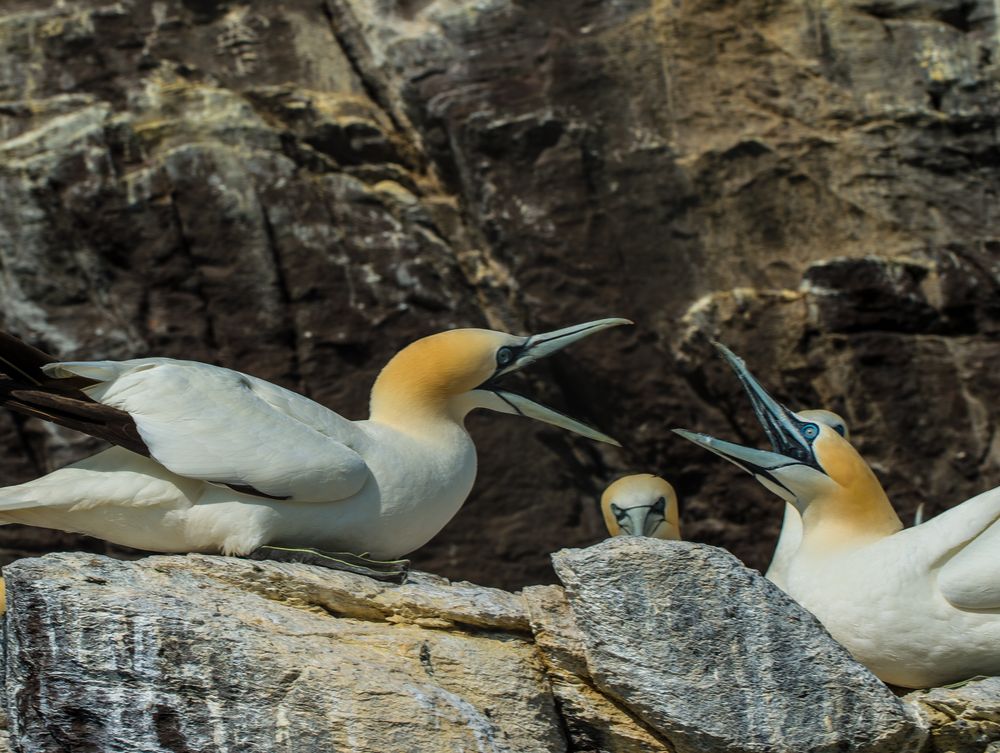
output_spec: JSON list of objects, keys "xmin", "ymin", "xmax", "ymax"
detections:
[
  {"xmin": 933, "ymin": 675, "xmax": 991, "ymax": 690},
  {"xmin": 245, "ymin": 546, "xmax": 410, "ymax": 584}
]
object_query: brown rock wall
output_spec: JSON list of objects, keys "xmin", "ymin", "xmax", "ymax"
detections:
[{"xmin": 0, "ymin": 0, "xmax": 997, "ymax": 587}]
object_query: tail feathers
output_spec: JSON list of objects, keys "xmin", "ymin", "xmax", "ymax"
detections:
[
  {"xmin": 0, "ymin": 482, "xmax": 46, "ymax": 512},
  {"xmin": 0, "ymin": 331, "xmax": 56, "ymax": 386},
  {"xmin": 0, "ymin": 332, "xmax": 150, "ymax": 458},
  {"xmin": 0, "ymin": 383, "xmax": 150, "ymax": 457},
  {"xmin": 0, "ymin": 332, "xmax": 97, "ymax": 391}
]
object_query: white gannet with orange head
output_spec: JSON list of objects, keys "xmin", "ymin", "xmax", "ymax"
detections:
[
  {"xmin": 0, "ymin": 319, "xmax": 628, "ymax": 582},
  {"xmin": 601, "ymin": 474, "xmax": 680, "ymax": 540},
  {"xmin": 675, "ymin": 343, "xmax": 1000, "ymax": 688}
]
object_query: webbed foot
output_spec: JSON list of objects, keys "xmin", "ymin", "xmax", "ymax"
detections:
[
  {"xmin": 245, "ymin": 546, "xmax": 410, "ymax": 584},
  {"xmin": 934, "ymin": 675, "xmax": 990, "ymax": 690}
]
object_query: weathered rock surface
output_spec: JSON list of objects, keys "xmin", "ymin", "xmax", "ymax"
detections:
[
  {"xmin": 4, "ymin": 553, "xmax": 563, "ymax": 753},
  {"xmin": 3, "ymin": 540, "xmax": 970, "ymax": 753},
  {"xmin": 0, "ymin": 0, "xmax": 998, "ymax": 591},
  {"xmin": 907, "ymin": 677, "xmax": 1000, "ymax": 753},
  {"xmin": 553, "ymin": 537, "xmax": 927, "ymax": 753},
  {"xmin": 523, "ymin": 583, "xmax": 673, "ymax": 753}
]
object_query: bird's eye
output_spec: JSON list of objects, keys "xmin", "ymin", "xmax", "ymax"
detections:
[
  {"xmin": 651, "ymin": 496, "xmax": 666, "ymax": 514},
  {"xmin": 611, "ymin": 503, "xmax": 627, "ymax": 522},
  {"xmin": 833, "ymin": 423, "xmax": 846, "ymax": 437},
  {"xmin": 496, "ymin": 347, "xmax": 514, "ymax": 367},
  {"xmin": 801, "ymin": 423, "xmax": 819, "ymax": 440}
]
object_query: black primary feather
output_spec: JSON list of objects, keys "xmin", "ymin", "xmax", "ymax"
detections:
[{"xmin": 0, "ymin": 332, "xmax": 151, "ymax": 457}]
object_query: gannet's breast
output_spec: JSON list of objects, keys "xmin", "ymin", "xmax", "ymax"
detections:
[
  {"xmin": 764, "ymin": 503, "xmax": 802, "ymax": 589},
  {"xmin": 787, "ymin": 486, "xmax": 1000, "ymax": 687},
  {"xmin": 264, "ymin": 419, "xmax": 478, "ymax": 558}
]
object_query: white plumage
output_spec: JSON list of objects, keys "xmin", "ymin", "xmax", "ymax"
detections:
[
  {"xmin": 0, "ymin": 320, "xmax": 627, "ymax": 564},
  {"xmin": 677, "ymin": 344, "xmax": 1000, "ymax": 688}
]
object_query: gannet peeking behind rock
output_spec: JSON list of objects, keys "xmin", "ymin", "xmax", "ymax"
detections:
[
  {"xmin": 0, "ymin": 319, "xmax": 628, "ymax": 583},
  {"xmin": 675, "ymin": 344, "xmax": 1000, "ymax": 688},
  {"xmin": 600, "ymin": 474, "xmax": 680, "ymax": 540}
]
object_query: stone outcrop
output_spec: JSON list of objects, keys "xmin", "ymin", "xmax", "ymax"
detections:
[
  {"xmin": 907, "ymin": 677, "xmax": 1000, "ymax": 753},
  {"xmin": 2, "ymin": 539, "xmax": 971, "ymax": 753},
  {"xmin": 552, "ymin": 538, "xmax": 926, "ymax": 753},
  {"xmin": 4, "ymin": 553, "xmax": 561, "ymax": 753},
  {"xmin": 0, "ymin": 1, "xmax": 998, "ymax": 588}
]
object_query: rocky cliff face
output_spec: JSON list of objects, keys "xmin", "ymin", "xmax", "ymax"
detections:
[
  {"xmin": 2, "ymin": 539, "xmax": 964, "ymax": 753},
  {"xmin": 0, "ymin": 0, "xmax": 998, "ymax": 587}
]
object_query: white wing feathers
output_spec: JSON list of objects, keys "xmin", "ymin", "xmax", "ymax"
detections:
[
  {"xmin": 937, "ymin": 517, "xmax": 1000, "ymax": 611},
  {"xmin": 930, "ymin": 487, "xmax": 1000, "ymax": 611},
  {"xmin": 42, "ymin": 358, "xmax": 371, "ymax": 503}
]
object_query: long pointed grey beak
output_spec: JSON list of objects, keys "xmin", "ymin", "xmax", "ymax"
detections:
[
  {"xmin": 491, "ymin": 390, "xmax": 621, "ymax": 446},
  {"xmin": 673, "ymin": 429, "xmax": 799, "ymax": 476},
  {"xmin": 496, "ymin": 317, "xmax": 632, "ymax": 377},
  {"xmin": 672, "ymin": 429, "xmax": 801, "ymax": 503},
  {"xmin": 612, "ymin": 500, "xmax": 669, "ymax": 537},
  {"xmin": 711, "ymin": 342, "xmax": 818, "ymax": 468},
  {"xmin": 477, "ymin": 317, "xmax": 630, "ymax": 446}
]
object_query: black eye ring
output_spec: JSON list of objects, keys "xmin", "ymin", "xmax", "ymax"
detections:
[
  {"xmin": 651, "ymin": 497, "xmax": 666, "ymax": 514},
  {"xmin": 802, "ymin": 423, "xmax": 819, "ymax": 440},
  {"xmin": 610, "ymin": 503, "xmax": 627, "ymax": 521},
  {"xmin": 833, "ymin": 423, "xmax": 846, "ymax": 437},
  {"xmin": 496, "ymin": 346, "xmax": 515, "ymax": 367}
]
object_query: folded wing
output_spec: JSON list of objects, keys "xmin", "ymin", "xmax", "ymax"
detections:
[
  {"xmin": 43, "ymin": 358, "xmax": 371, "ymax": 503},
  {"xmin": 932, "ymin": 487, "xmax": 1000, "ymax": 611}
]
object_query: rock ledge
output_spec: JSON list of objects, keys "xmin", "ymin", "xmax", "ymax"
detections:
[{"xmin": 0, "ymin": 542, "xmax": 991, "ymax": 752}]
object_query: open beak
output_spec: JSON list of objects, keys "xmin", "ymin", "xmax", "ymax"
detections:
[
  {"xmin": 710, "ymin": 342, "xmax": 817, "ymax": 467},
  {"xmin": 480, "ymin": 317, "xmax": 631, "ymax": 446},
  {"xmin": 672, "ymin": 429, "xmax": 802, "ymax": 502},
  {"xmin": 672, "ymin": 343, "xmax": 824, "ymax": 501}
]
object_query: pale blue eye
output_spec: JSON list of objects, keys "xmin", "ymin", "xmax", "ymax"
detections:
[{"xmin": 802, "ymin": 423, "xmax": 819, "ymax": 440}]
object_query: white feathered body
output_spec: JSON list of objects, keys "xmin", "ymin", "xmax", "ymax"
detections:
[
  {"xmin": 764, "ymin": 502, "xmax": 801, "ymax": 589},
  {"xmin": 0, "ymin": 358, "xmax": 478, "ymax": 559},
  {"xmin": 786, "ymin": 486, "xmax": 1000, "ymax": 688}
]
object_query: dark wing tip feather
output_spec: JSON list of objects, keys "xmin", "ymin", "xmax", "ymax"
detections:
[
  {"xmin": 0, "ymin": 331, "xmax": 144, "ymax": 454},
  {"xmin": 0, "ymin": 382, "xmax": 151, "ymax": 458},
  {"xmin": 0, "ymin": 331, "xmax": 58, "ymax": 385}
]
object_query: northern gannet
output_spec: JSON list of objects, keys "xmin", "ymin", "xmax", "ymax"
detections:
[
  {"xmin": 600, "ymin": 474, "xmax": 680, "ymax": 540},
  {"xmin": 765, "ymin": 409, "xmax": 849, "ymax": 589},
  {"xmin": 0, "ymin": 319, "xmax": 628, "ymax": 582},
  {"xmin": 676, "ymin": 344, "xmax": 1000, "ymax": 688}
]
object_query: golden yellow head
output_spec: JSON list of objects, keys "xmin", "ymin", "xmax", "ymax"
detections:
[
  {"xmin": 368, "ymin": 319, "xmax": 630, "ymax": 442},
  {"xmin": 371, "ymin": 329, "xmax": 516, "ymax": 420},
  {"xmin": 674, "ymin": 343, "xmax": 902, "ymax": 552},
  {"xmin": 601, "ymin": 474, "xmax": 680, "ymax": 539},
  {"xmin": 805, "ymin": 423, "xmax": 888, "ymax": 503}
]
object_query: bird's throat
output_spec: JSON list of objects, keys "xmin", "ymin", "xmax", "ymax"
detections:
[{"xmin": 800, "ymin": 484, "xmax": 903, "ymax": 556}]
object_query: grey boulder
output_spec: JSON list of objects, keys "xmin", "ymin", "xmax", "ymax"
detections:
[{"xmin": 552, "ymin": 537, "xmax": 928, "ymax": 753}]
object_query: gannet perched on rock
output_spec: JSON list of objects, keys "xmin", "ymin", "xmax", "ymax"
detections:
[
  {"xmin": 676, "ymin": 344, "xmax": 1000, "ymax": 688},
  {"xmin": 0, "ymin": 319, "xmax": 628, "ymax": 582},
  {"xmin": 600, "ymin": 474, "xmax": 680, "ymax": 540}
]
